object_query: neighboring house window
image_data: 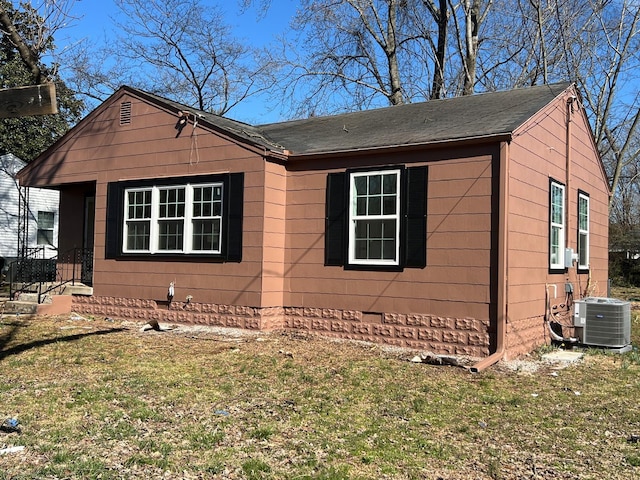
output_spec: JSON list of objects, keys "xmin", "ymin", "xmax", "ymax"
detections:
[
  {"xmin": 326, "ymin": 166, "xmax": 427, "ymax": 270},
  {"xmin": 549, "ymin": 179, "xmax": 565, "ymax": 270},
  {"xmin": 37, "ymin": 211, "xmax": 55, "ymax": 245},
  {"xmin": 578, "ymin": 191, "xmax": 589, "ymax": 270},
  {"xmin": 106, "ymin": 173, "xmax": 243, "ymax": 261}
]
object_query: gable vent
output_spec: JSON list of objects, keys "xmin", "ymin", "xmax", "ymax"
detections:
[{"xmin": 120, "ymin": 101, "xmax": 132, "ymax": 125}]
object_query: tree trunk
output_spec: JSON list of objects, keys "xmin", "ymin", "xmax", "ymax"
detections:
[
  {"xmin": 387, "ymin": 0, "xmax": 404, "ymax": 105},
  {"xmin": 0, "ymin": 5, "xmax": 42, "ymax": 84},
  {"xmin": 462, "ymin": 0, "xmax": 479, "ymax": 95},
  {"xmin": 426, "ymin": 0, "xmax": 448, "ymax": 99}
]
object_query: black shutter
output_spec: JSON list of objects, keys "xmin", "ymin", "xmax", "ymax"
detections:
[
  {"xmin": 325, "ymin": 172, "xmax": 347, "ymax": 266},
  {"xmin": 105, "ymin": 182, "xmax": 123, "ymax": 259},
  {"xmin": 404, "ymin": 166, "xmax": 427, "ymax": 268},
  {"xmin": 225, "ymin": 172, "xmax": 244, "ymax": 262}
]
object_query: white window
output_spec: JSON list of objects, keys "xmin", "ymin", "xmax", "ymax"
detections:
[
  {"xmin": 125, "ymin": 189, "xmax": 152, "ymax": 251},
  {"xmin": 191, "ymin": 184, "xmax": 223, "ymax": 252},
  {"xmin": 348, "ymin": 169, "xmax": 401, "ymax": 265},
  {"xmin": 37, "ymin": 211, "xmax": 55, "ymax": 245},
  {"xmin": 550, "ymin": 181, "xmax": 565, "ymax": 269},
  {"xmin": 123, "ymin": 183, "xmax": 223, "ymax": 254},
  {"xmin": 578, "ymin": 192, "xmax": 589, "ymax": 270}
]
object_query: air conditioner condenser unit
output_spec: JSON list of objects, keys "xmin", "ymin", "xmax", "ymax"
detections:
[{"xmin": 574, "ymin": 297, "xmax": 632, "ymax": 353}]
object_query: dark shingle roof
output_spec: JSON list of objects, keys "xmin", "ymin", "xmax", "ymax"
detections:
[
  {"xmin": 258, "ymin": 83, "xmax": 572, "ymax": 155},
  {"xmin": 129, "ymin": 83, "xmax": 572, "ymax": 157}
]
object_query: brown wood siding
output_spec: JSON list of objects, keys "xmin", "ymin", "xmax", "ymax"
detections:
[
  {"xmin": 22, "ymin": 85, "xmax": 610, "ymax": 358},
  {"xmin": 507, "ymin": 91, "xmax": 610, "ymax": 356},
  {"xmin": 284, "ymin": 148, "xmax": 495, "ymax": 322},
  {"xmin": 28, "ymin": 93, "xmax": 269, "ymax": 306},
  {"xmin": 261, "ymin": 161, "xmax": 287, "ymax": 307}
]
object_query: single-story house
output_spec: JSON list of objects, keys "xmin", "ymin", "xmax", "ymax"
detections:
[
  {"xmin": 0, "ymin": 153, "xmax": 59, "ymax": 274},
  {"xmin": 17, "ymin": 82, "xmax": 610, "ymax": 367}
]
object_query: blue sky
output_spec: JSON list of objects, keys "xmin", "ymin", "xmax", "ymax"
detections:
[{"xmin": 58, "ymin": 1, "xmax": 298, "ymax": 124}]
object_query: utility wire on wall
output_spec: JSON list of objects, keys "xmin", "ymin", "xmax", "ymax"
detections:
[
  {"xmin": 190, "ymin": 114, "xmax": 200, "ymax": 166},
  {"xmin": 174, "ymin": 110, "xmax": 201, "ymax": 165}
]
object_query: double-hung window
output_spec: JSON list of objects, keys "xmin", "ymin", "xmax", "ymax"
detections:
[
  {"xmin": 125, "ymin": 189, "xmax": 151, "ymax": 250},
  {"xmin": 349, "ymin": 170, "xmax": 401, "ymax": 265},
  {"xmin": 123, "ymin": 183, "xmax": 222, "ymax": 254},
  {"xmin": 37, "ymin": 211, "xmax": 55, "ymax": 245},
  {"xmin": 549, "ymin": 180, "xmax": 565, "ymax": 270},
  {"xmin": 107, "ymin": 173, "xmax": 243, "ymax": 261},
  {"xmin": 157, "ymin": 186, "xmax": 186, "ymax": 251},
  {"xmin": 577, "ymin": 192, "xmax": 589, "ymax": 270},
  {"xmin": 326, "ymin": 165, "xmax": 427, "ymax": 270},
  {"xmin": 192, "ymin": 185, "xmax": 222, "ymax": 252}
]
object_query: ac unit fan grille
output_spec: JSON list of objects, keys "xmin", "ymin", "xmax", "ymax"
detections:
[{"xmin": 580, "ymin": 299, "xmax": 631, "ymax": 348}]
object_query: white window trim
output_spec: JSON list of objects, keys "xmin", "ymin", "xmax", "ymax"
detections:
[
  {"xmin": 348, "ymin": 169, "xmax": 401, "ymax": 266},
  {"xmin": 123, "ymin": 182, "xmax": 223, "ymax": 255},
  {"xmin": 550, "ymin": 181, "xmax": 565, "ymax": 270},
  {"xmin": 578, "ymin": 192, "xmax": 589, "ymax": 270},
  {"xmin": 124, "ymin": 187, "xmax": 152, "ymax": 253}
]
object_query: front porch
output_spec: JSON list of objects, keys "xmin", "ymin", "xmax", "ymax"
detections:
[{"xmin": 3, "ymin": 246, "xmax": 94, "ymax": 315}]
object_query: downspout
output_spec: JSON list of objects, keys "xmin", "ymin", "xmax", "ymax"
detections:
[{"xmin": 470, "ymin": 141, "xmax": 509, "ymax": 373}]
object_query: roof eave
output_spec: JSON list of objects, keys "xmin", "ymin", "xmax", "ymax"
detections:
[
  {"xmin": 124, "ymin": 87, "xmax": 288, "ymax": 159},
  {"xmin": 285, "ymin": 132, "xmax": 514, "ymax": 160}
]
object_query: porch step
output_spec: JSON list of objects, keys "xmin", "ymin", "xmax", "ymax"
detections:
[
  {"xmin": 1, "ymin": 294, "xmax": 72, "ymax": 316},
  {"xmin": 14, "ymin": 292, "xmax": 52, "ymax": 304},
  {"xmin": 62, "ymin": 284, "xmax": 93, "ymax": 296},
  {"xmin": 2, "ymin": 300, "xmax": 38, "ymax": 315}
]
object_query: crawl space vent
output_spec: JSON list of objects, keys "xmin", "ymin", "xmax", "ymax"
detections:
[{"xmin": 120, "ymin": 101, "xmax": 132, "ymax": 125}]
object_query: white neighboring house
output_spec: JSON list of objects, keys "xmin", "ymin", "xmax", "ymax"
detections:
[{"xmin": 0, "ymin": 153, "xmax": 59, "ymax": 275}]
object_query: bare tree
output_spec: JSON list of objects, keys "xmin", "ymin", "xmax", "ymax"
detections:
[
  {"xmin": 477, "ymin": 0, "xmax": 640, "ymax": 201},
  {"xmin": 260, "ymin": 0, "xmax": 452, "ymax": 117},
  {"xmin": 423, "ymin": 0, "xmax": 449, "ymax": 99},
  {"xmin": 60, "ymin": 37, "xmax": 125, "ymax": 104},
  {"xmin": 288, "ymin": 0, "xmax": 408, "ymax": 113},
  {"xmin": 119, "ymin": 0, "xmax": 263, "ymax": 114},
  {"xmin": 448, "ymin": 0, "xmax": 492, "ymax": 95},
  {"xmin": 65, "ymin": 0, "xmax": 269, "ymax": 116},
  {"xmin": 575, "ymin": 1, "xmax": 640, "ymax": 208}
]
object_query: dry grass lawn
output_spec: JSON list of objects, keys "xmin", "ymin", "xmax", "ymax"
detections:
[{"xmin": 0, "ymin": 305, "xmax": 639, "ymax": 479}]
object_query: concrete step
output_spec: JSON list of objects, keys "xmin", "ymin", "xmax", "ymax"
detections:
[
  {"xmin": 1, "ymin": 294, "xmax": 72, "ymax": 316},
  {"xmin": 2, "ymin": 300, "xmax": 38, "ymax": 315},
  {"xmin": 62, "ymin": 284, "xmax": 93, "ymax": 296},
  {"xmin": 10, "ymin": 282, "xmax": 92, "ymax": 298},
  {"xmin": 14, "ymin": 292, "xmax": 52, "ymax": 304},
  {"xmin": 1, "ymin": 282, "xmax": 90, "ymax": 317}
]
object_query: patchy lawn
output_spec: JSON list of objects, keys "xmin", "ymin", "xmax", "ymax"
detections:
[{"xmin": 0, "ymin": 307, "xmax": 639, "ymax": 479}]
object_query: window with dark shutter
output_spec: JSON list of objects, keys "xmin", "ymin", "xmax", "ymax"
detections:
[
  {"xmin": 225, "ymin": 172, "xmax": 244, "ymax": 262},
  {"xmin": 404, "ymin": 166, "xmax": 428, "ymax": 268},
  {"xmin": 105, "ymin": 173, "xmax": 243, "ymax": 261},
  {"xmin": 325, "ymin": 165, "xmax": 427, "ymax": 270},
  {"xmin": 325, "ymin": 172, "xmax": 347, "ymax": 266}
]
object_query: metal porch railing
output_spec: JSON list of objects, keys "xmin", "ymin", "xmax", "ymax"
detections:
[{"xmin": 9, "ymin": 247, "xmax": 93, "ymax": 304}]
